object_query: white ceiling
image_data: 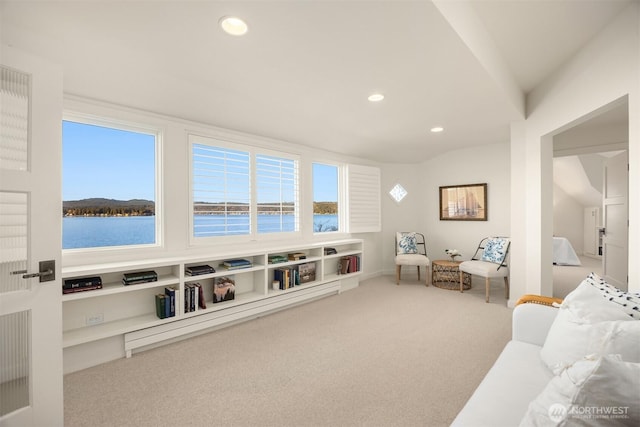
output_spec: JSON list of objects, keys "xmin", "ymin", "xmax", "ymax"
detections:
[{"xmin": 0, "ymin": 0, "xmax": 631, "ymax": 163}]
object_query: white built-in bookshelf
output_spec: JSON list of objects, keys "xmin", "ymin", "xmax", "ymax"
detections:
[{"xmin": 61, "ymin": 239, "xmax": 362, "ymax": 369}]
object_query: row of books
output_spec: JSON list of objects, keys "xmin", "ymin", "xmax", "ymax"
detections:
[
  {"xmin": 273, "ymin": 262, "xmax": 316, "ymax": 290},
  {"xmin": 63, "ymin": 276, "xmax": 102, "ymax": 294},
  {"xmin": 155, "ymin": 286, "xmax": 177, "ymax": 319},
  {"xmin": 124, "ymin": 270, "xmax": 157, "ymax": 285},
  {"xmin": 338, "ymin": 255, "xmax": 360, "ymax": 275},
  {"xmin": 185, "ymin": 282, "xmax": 206, "ymax": 312}
]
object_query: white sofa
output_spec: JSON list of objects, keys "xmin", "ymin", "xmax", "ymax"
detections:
[
  {"xmin": 453, "ymin": 273, "xmax": 640, "ymax": 427},
  {"xmin": 451, "ymin": 303, "xmax": 558, "ymax": 426}
]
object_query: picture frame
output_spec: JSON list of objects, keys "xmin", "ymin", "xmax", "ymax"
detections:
[{"xmin": 439, "ymin": 183, "xmax": 487, "ymax": 221}]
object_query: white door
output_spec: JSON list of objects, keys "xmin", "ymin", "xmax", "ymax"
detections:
[
  {"xmin": 0, "ymin": 47, "xmax": 63, "ymax": 426},
  {"xmin": 602, "ymin": 151, "xmax": 628, "ymax": 289}
]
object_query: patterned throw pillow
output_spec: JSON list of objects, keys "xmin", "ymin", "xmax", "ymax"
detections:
[
  {"xmin": 584, "ymin": 272, "xmax": 640, "ymax": 319},
  {"xmin": 397, "ymin": 232, "xmax": 418, "ymax": 254},
  {"xmin": 480, "ymin": 237, "xmax": 508, "ymax": 264}
]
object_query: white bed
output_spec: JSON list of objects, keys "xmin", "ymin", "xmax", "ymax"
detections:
[{"xmin": 553, "ymin": 237, "xmax": 581, "ymax": 266}]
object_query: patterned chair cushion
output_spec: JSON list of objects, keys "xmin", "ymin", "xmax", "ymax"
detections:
[
  {"xmin": 396, "ymin": 232, "xmax": 418, "ymax": 254},
  {"xmin": 481, "ymin": 237, "xmax": 509, "ymax": 264}
]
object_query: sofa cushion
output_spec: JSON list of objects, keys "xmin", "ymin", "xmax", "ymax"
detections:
[
  {"xmin": 520, "ymin": 354, "xmax": 640, "ymax": 426},
  {"xmin": 451, "ymin": 340, "xmax": 553, "ymax": 427},
  {"xmin": 540, "ymin": 306, "xmax": 640, "ymax": 375}
]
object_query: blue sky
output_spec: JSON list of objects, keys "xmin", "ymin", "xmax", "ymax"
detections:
[
  {"xmin": 63, "ymin": 121, "xmax": 338, "ymax": 203},
  {"xmin": 312, "ymin": 163, "xmax": 338, "ymax": 202},
  {"xmin": 62, "ymin": 121, "xmax": 156, "ymax": 201}
]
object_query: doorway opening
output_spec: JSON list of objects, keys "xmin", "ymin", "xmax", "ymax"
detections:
[{"xmin": 550, "ymin": 97, "xmax": 628, "ymax": 298}]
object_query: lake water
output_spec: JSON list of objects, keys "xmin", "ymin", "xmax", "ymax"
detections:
[{"xmin": 63, "ymin": 214, "xmax": 339, "ymax": 249}]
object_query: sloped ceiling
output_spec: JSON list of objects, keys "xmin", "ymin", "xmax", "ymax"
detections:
[
  {"xmin": 0, "ymin": 0, "xmax": 631, "ymax": 163},
  {"xmin": 553, "ymin": 101, "xmax": 628, "ymax": 208}
]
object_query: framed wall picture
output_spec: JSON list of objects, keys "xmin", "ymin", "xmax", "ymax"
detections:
[{"xmin": 439, "ymin": 183, "xmax": 487, "ymax": 221}]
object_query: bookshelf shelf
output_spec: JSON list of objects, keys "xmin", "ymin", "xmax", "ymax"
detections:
[
  {"xmin": 62, "ymin": 274, "xmax": 179, "ymax": 301},
  {"xmin": 62, "ymin": 239, "xmax": 363, "ymax": 372}
]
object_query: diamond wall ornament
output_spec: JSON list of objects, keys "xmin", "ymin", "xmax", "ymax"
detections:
[{"xmin": 389, "ymin": 183, "xmax": 407, "ymax": 203}]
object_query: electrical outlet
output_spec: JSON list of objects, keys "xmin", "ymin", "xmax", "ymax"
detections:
[{"xmin": 86, "ymin": 313, "xmax": 104, "ymax": 326}]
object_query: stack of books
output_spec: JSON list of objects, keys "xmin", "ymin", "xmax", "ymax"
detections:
[
  {"xmin": 123, "ymin": 270, "xmax": 157, "ymax": 285},
  {"xmin": 220, "ymin": 259, "xmax": 252, "ymax": 270},
  {"xmin": 288, "ymin": 252, "xmax": 306, "ymax": 261},
  {"xmin": 185, "ymin": 264, "xmax": 215, "ymax": 276},
  {"xmin": 268, "ymin": 255, "xmax": 288, "ymax": 264},
  {"xmin": 63, "ymin": 276, "xmax": 102, "ymax": 294}
]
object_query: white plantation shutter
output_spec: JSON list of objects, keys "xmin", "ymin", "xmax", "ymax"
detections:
[
  {"xmin": 347, "ymin": 164, "xmax": 381, "ymax": 232},
  {"xmin": 192, "ymin": 143, "xmax": 251, "ymax": 237},
  {"xmin": 256, "ymin": 154, "xmax": 299, "ymax": 233}
]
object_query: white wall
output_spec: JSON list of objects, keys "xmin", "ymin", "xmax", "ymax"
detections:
[
  {"xmin": 380, "ymin": 163, "xmax": 425, "ymax": 275},
  {"xmin": 420, "ymin": 142, "xmax": 511, "ymax": 265},
  {"xmin": 380, "ymin": 142, "xmax": 510, "ymax": 275},
  {"xmin": 553, "ymin": 183, "xmax": 584, "ymax": 255},
  {"xmin": 511, "ymin": 2, "xmax": 639, "ymax": 300}
]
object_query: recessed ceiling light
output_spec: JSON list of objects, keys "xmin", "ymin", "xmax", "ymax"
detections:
[
  {"xmin": 430, "ymin": 127, "xmax": 444, "ymax": 133},
  {"xmin": 368, "ymin": 93, "xmax": 384, "ymax": 102},
  {"xmin": 219, "ymin": 16, "xmax": 248, "ymax": 36}
]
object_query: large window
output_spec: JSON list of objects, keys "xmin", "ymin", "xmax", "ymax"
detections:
[
  {"xmin": 312, "ymin": 163, "xmax": 339, "ymax": 233},
  {"xmin": 192, "ymin": 144, "xmax": 251, "ymax": 237},
  {"xmin": 191, "ymin": 136, "xmax": 299, "ymax": 239},
  {"xmin": 62, "ymin": 119, "xmax": 158, "ymax": 250},
  {"xmin": 256, "ymin": 154, "xmax": 298, "ymax": 233}
]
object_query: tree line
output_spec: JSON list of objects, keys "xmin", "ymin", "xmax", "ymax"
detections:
[{"xmin": 63, "ymin": 198, "xmax": 338, "ymax": 216}]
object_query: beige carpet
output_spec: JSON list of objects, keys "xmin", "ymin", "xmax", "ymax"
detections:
[
  {"xmin": 64, "ymin": 275, "xmax": 513, "ymax": 427},
  {"xmin": 553, "ymin": 255, "xmax": 602, "ymax": 299}
]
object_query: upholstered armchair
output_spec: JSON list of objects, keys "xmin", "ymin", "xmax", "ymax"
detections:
[
  {"xmin": 395, "ymin": 232, "xmax": 430, "ymax": 285},
  {"xmin": 458, "ymin": 237, "xmax": 510, "ymax": 302}
]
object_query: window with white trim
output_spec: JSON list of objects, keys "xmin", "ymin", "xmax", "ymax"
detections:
[
  {"xmin": 256, "ymin": 154, "xmax": 298, "ymax": 233},
  {"xmin": 192, "ymin": 144, "xmax": 250, "ymax": 237},
  {"xmin": 190, "ymin": 135, "xmax": 299, "ymax": 239},
  {"xmin": 62, "ymin": 118, "xmax": 159, "ymax": 250}
]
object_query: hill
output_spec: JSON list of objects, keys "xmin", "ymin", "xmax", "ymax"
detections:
[{"xmin": 63, "ymin": 198, "xmax": 155, "ymax": 216}]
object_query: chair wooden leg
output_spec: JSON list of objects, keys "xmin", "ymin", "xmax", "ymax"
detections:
[
  {"xmin": 504, "ymin": 276, "xmax": 510, "ymax": 300},
  {"xmin": 425, "ymin": 264, "xmax": 430, "ymax": 286},
  {"xmin": 396, "ymin": 265, "xmax": 401, "ymax": 285},
  {"xmin": 417, "ymin": 266, "xmax": 421, "ymax": 281},
  {"xmin": 485, "ymin": 277, "xmax": 490, "ymax": 303}
]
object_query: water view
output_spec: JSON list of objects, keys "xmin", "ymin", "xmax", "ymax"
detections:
[{"xmin": 63, "ymin": 215, "xmax": 339, "ymax": 249}]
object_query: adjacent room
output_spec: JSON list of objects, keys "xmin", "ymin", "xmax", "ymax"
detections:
[{"xmin": 1, "ymin": 1, "xmax": 638, "ymax": 426}]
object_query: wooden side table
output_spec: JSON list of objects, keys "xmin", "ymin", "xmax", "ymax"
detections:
[{"xmin": 432, "ymin": 260, "xmax": 471, "ymax": 290}]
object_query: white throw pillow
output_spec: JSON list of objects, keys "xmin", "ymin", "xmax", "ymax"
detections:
[
  {"xmin": 540, "ymin": 307, "xmax": 640, "ymax": 375},
  {"xmin": 584, "ymin": 272, "xmax": 640, "ymax": 320},
  {"xmin": 520, "ymin": 354, "xmax": 640, "ymax": 426},
  {"xmin": 561, "ymin": 279, "xmax": 635, "ymax": 323}
]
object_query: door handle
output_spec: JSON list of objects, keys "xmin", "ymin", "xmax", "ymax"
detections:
[{"xmin": 10, "ymin": 260, "xmax": 55, "ymax": 282}]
